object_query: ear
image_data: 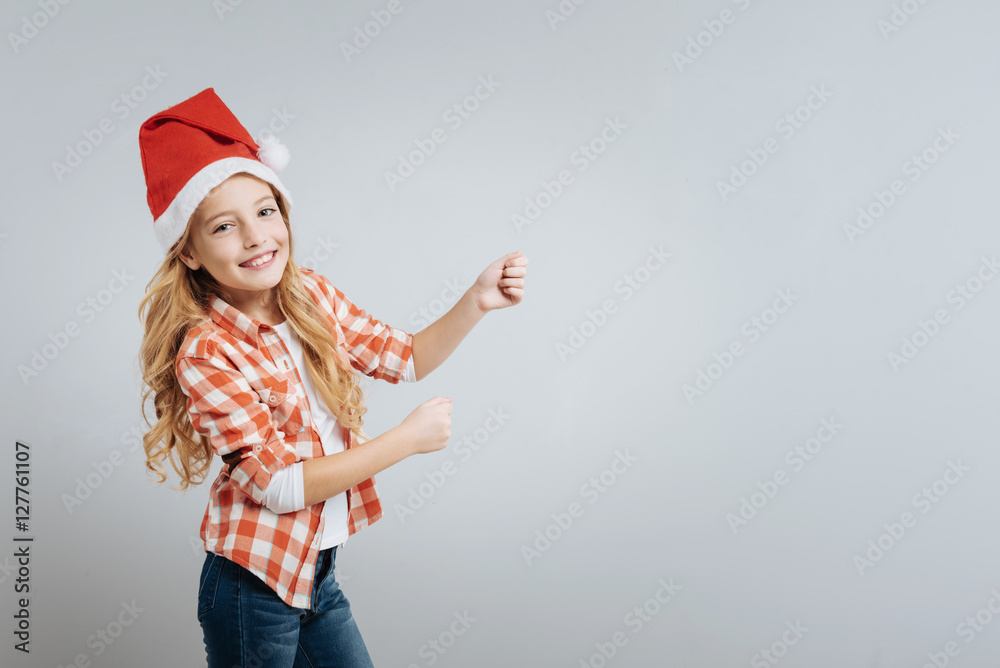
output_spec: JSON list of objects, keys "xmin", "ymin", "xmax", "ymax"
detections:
[{"xmin": 177, "ymin": 243, "xmax": 201, "ymax": 271}]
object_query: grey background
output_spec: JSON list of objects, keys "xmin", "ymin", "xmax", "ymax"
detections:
[{"xmin": 2, "ymin": 0, "xmax": 999, "ymax": 666}]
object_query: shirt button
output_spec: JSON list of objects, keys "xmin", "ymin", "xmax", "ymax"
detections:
[
  {"xmin": 269, "ymin": 396, "xmax": 278, "ymax": 404},
  {"xmin": 254, "ymin": 444, "xmax": 263, "ymax": 453}
]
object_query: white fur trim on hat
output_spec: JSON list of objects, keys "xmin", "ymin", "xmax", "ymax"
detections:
[{"xmin": 152, "ymin": 157, "xmax": 294, "ymax": 254}]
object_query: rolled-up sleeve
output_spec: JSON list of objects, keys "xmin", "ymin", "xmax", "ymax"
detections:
[
  {"xmin": 312, "ymin": 272, "xmax": 414, "ymax": 383},
  {"xmin": 176, "ymin": 352, "xmax": 297, "ymax": 505},
  {"xmin": 402, "ymin": 353, "xmax": 417, "ymax": 383},
  {"xmin": 260, "ymin": 461, "xmax": 306, "ymax": 514}
]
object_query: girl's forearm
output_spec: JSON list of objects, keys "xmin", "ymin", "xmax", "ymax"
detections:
[
  {"xmin": 411, "ymin": 289, "xmax": 485, "ymax": 381},
  {"xmin": 300, "ymin": 426, "xmax": 410, "ymax": 507}
]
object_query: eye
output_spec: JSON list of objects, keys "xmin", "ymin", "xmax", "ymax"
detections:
[
  {"xmin": 259, "ymin": 207, "xmax": 277, "ymax": 217},
  {"xmin": 213, "ymin": 223, "xmax": 233, "ymax": 233}
]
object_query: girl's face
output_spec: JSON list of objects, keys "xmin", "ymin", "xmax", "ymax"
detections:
[{"xmin": 178, "ymin": 173, "xmax": 289, "ymax": 317}]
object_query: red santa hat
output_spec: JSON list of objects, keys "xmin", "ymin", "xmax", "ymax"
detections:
[{"xmin": 138, "ymin": 87, "xmax": 293, "ymax": 254}]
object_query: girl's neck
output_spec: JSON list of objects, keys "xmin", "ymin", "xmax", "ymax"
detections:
[
  {"xmin": 258, "ymin": 311, "xmax": 286, "ymax": 327},
  {"xmin": 236, "ymin": 303, "xmax": 284, "ymax": 327}
]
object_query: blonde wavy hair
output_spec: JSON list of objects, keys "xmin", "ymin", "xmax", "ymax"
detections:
[{"xmin": 137, "ymin": 175, "xmax": 370, "ymax": 491}]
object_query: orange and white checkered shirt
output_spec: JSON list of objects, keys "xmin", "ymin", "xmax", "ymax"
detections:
[{"xmin": 176, "ymin": 267, "xmax": 414, "ymax": 609}]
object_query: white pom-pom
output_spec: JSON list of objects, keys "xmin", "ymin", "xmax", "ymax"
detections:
[{"xmin": 256, "ymin": 134, "xmax": 290, "ymax": 172}]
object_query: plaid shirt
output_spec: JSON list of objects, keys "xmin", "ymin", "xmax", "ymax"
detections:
[{"xmin": 176, "ymin": 267, "xmax": 414, "ymax": 609}]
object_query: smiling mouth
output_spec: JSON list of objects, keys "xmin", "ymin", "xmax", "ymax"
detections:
[{"xmin": 240, "ymin": 251, "xmax": 276, "ymax": 268}]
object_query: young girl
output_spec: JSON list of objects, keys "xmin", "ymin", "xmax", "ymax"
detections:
[{"xmin": 135, "ymin": 87, "xmax": 528, "ymax": 667}]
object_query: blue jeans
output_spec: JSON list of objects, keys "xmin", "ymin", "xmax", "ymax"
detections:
[{"xmin": 197, "ymin": 546, "xmax": 374, "ymax": 667}]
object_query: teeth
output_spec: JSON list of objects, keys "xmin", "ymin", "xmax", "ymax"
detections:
[{"xmin": 244, "ymin": 251, "xmax": 274, "ymax": 267}]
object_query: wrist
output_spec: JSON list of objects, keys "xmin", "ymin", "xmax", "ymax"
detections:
[
  {"xmin": 384, "ymin": 425, "xmax": 414, "ymax": 460},
  {"xmin": 462, "ymin": 288, "xmax": 489, "ymax": 318}
]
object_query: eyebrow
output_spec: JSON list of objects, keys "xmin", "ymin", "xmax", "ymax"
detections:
[{"xmin": 202, "ymin": 195, "xmax": 277, "ymax": 228}]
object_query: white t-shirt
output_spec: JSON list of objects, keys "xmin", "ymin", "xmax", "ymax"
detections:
[{"xmin": 262, "ymin": 319, "xmax": 416, "ymax": 549}]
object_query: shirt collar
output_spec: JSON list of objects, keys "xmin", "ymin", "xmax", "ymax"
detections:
[{"xmin": 206, "ymin": 294, "xmax": 275, "ymax": 348}]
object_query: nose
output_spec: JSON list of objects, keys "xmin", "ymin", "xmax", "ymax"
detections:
[{"xmin": 242, "ymin": 218, "xmax": 267, "ymax": 247}]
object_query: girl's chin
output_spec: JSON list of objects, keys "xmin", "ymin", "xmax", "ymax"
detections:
[{"xmin": 226, "ymin": 268, "xmax": 285, "ymax": 288}]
